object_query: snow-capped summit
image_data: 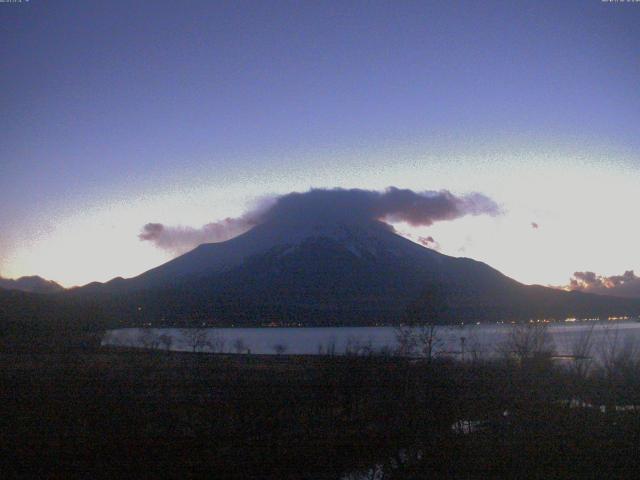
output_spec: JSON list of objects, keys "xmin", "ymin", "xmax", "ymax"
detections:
[{"xmin": 126, "ymin": 218, "xmax": 441, "ymax": 290}]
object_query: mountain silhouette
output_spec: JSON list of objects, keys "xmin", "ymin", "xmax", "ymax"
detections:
[
  {"xmin": 0, "ymin": 275, "xmax": 64, "ymax": 294},
  {"xmin": 75, "ymin": 219, "xmax": 640, "ymax": 326}
]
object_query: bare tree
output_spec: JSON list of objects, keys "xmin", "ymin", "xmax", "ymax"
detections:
[
  {"xmin": 600, "ymin": 324, "xmax": 622, "ymax": 381},
  {"xmin": 181, "ymin": 328, "xmax": 210, "ymax": 353},
  {"xmin": 596, "ymin": 324, "xmax": 640, "ymax": 411},
  {"xmin": 498, "ymin": 323, "xmax": 555, "ymax": 363},
  {"xmin": 137, "ymin": 329, "xmax": 160, "ymax": 350},
  {"xmin": 394, "ymin": 324, "xmax": 417, "ymax": 357},
  {"xmin": 273, "ymin": 343, "xmax": 287, "ymax": 355},
  {"xmin": 462, "ymin": 329, "xmax": 485, "ymax": 363},
  {"xmin": 208, "ymin": 331, "xmax": 226, "ymax": 353},
  {"xmin": 159, "ymin": 333, "xmax": 173, "ymax": 352},
  {"xmin": 416, "ymin": 323, "xmax": 444, "ymax": 363},
  {"xmin": 317, "ymin": 338, "xmax": 338, "ymax": 356},
  {"xmin": 599, "ymin": 324, "xmax": 640, "ymax": 381},
  {"xmin": 377, "ymin": 345, "xmax": 393, "ymax": 357},
  {"xmin": 345, "ymin": 336, "xmax": 373, "ymax": 356},
  {"xmin": 569, "ymin": 324, "xmax": 595, "ymax": 379},
  {"xmin": 394, "ymin": 323, "xmax": 444, "ymax": 361},
  {"xmin": 326, "ymin": 338, "xmax": 336, "ymax": 356},
  {"xmin": 233, "ymin": 337, "xmax": 247, "ymax": 354}
]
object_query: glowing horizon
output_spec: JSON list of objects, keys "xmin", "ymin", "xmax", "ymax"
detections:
[
  {"xmin": 1, "ymin": 1, "xmax": 639, "ymax": 292},
  {"xmin": 3, "ymin": 143, "xmax": 638, "ymax": 289}
]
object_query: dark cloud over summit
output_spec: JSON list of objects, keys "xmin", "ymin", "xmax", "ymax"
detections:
[
  {"xmin": 260, "ymin": 187, "xmax": 500, "ymax": 226},
  {"xmin": 140, "ymin": 187, "xmax": 501, "ymax": 255}
]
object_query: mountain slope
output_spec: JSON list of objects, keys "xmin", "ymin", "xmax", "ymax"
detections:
[
  {"xmin": 0, "ymin": 275, "xmax": 64, "ymax": 294},
  {"xmin": 74, "ymin": 220, "xmax": 640, "ymax": 326},
  {"xmin": 98, "ymin": 220, "xmax": 443, "ymax": 291}
]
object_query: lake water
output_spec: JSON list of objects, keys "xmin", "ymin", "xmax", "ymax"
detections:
[{"xmin": 102, "ymin": 320, "xmax": 640, "ymax": 361}]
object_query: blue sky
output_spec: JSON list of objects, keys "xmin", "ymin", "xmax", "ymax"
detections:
[{"xmin": 1, "ymin": 0, "xmax": 639, "ymax": 287}]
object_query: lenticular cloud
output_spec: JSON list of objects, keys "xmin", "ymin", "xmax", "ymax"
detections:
[{"xmin": 140, "ymin": 187, "xmax": 501, "ymax": 255}]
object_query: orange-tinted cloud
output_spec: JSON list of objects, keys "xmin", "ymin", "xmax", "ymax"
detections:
[{"xmin": 568, "ymin": 270, "xmax": 640, "ymax": 298}]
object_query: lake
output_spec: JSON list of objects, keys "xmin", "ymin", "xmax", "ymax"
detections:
[{"xmin": 102, "ymin": 320, "xmax": 640, "ymax": 362}]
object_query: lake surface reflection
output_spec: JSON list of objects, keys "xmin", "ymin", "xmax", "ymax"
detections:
[{"xmin": 102, "ymin": 320, "xmax": 640, "ymax": 361}]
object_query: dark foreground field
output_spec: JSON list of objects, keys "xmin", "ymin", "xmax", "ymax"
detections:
[{"xmin": 3, "ymin": 345, "xmax": 640, "ymax": 479}]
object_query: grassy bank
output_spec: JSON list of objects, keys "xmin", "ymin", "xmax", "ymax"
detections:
[{"xmin": 3, "ymin": 343, "xmax": 640, "ymax": 479}]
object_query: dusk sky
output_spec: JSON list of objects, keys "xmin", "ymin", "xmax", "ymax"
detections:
[{"xmin": 1, "ymin": 0, "xmax": 639, "ymax": 289}]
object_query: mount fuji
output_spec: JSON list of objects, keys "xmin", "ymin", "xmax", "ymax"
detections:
[{"xmin": 76, "ymin": 218, "xmax": 640, "ymax": 326}]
